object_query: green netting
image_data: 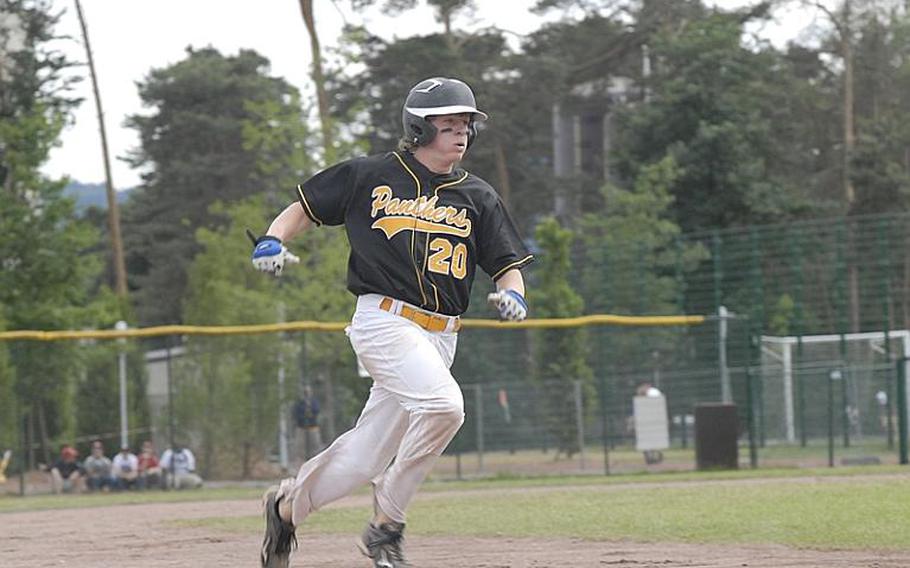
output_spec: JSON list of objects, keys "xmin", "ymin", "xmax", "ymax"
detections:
[{"xmin": 6, "ymin": 212, "xmax": 910, "ymax": 488}]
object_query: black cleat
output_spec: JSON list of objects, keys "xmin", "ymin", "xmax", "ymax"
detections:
[
  {"xmin": 261, "ymin": 486, "xmax": 297, "ymax": 568},
  {"xmin": 359, "ymin": 521, "xmax": 412, "ymax": 567}
]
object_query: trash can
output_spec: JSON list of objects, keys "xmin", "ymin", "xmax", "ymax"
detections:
[{"xmin": 694, "ymin": 403, "xmax": 738, "ymax": 470}]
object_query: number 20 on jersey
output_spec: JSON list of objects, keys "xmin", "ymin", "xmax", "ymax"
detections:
[{"xmin": 427, "ymin": 237, "xmax": 467, "ymax": 279}]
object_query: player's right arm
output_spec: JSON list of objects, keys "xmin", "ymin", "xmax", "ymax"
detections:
[
  {"xmin": 267, "ymin": 202, "xmax": 312, "ymax": 242},
  {"xmin": 251, "ymin": 203, "xmax": 312, "ymax": 276},
  {"xmin": 253, "ymin": 157, "xmax": 359, "ymax": 275}
]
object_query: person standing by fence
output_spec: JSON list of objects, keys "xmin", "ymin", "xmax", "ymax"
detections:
[{"xmin": 293, "ymin": 386, "xmax": 323, "ymax": 465}]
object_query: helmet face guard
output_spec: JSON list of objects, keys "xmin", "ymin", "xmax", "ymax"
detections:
[{"xmin": 402, "ymin": 77, "xmax": 488, "ymax": 148}]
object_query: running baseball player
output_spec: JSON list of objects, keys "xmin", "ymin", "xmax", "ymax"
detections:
[{"xmin": 253, "ymin": 77, "xmax": 533, "ymax": 568}]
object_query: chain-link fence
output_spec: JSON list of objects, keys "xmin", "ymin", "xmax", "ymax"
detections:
[
  {"xmin": 4, "ymin": 321, "xmax": 908, "ymax": 492},
  {"xmin": 5, "ymin": 212, "xmax": 910, "ymax": 492}
]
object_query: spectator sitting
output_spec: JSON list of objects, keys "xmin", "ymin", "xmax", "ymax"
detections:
[
  {"xmin": 49, "ymin": 444, "xmax": 84, "ymax": 494},
  {"xmin": 82, "ymin": 439, "xmax": 115, "ymax": 492},
  {"xmin": 160, "ymin": 444, "xmax": 203, "ymax": 490},
  {"xmin": 0, "ymin": 449, "xmax": 11, "ymax": 485},
  {"xmin": 111, "ymin": 445, "xmax": 139, "ymax": 491},
  {"xmin": 137, "ymin": 440, "xmax": 162, "ymax": 490}
]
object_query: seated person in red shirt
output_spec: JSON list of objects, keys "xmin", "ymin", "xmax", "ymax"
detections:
[{"xmin": 137, "ymin": 440, "xmax": 162, "ymax": 490}]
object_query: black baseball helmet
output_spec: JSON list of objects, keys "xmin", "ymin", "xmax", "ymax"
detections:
[{"xmin": 402, "ymin": 77, "xmax": 488, "ymax": 148}]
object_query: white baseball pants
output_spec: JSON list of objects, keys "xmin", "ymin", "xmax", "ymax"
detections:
[{"xmin": 281, "ymin": 294, "xmax": 464, "ymax": 526}]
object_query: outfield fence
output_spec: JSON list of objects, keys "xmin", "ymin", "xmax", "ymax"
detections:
[
  {"xmin": 5, "ymin": 211, "xmax": 910, "ymax": 490},
  {"xmin": 2, "ymin": 316, "xmax": 908, "ymax": 492}
]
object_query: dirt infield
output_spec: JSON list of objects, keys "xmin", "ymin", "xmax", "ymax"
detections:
[{"xmin": 3, "ymin": 491, "xmax": 909, "ymax": 567}]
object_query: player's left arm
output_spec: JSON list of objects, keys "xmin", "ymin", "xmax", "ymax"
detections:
[
  {"xmin": 476, "ymin": 187, "xmax": 532, "ymax": 321},
  {"xmin": 494, "ymin": 269, "xmax": 528, "ymax": 321},
  {"xmin": 496, "ymin": 268, "xmax": 525, "ymax": 296}
]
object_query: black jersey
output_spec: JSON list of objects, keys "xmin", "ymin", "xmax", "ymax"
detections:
[{"xmin": 295, "ymin": 150, "xmax": 533, "ymax": 316}]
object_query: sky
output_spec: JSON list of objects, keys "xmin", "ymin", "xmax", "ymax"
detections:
[{"xmin": 38, "ymin": 0, "xmax": 818, "ymax": 189}]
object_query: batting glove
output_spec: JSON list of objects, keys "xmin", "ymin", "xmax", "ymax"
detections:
[
  {"xmin": 496, "ymin": 289, "xmax": 528, "ymax": 322},
  {"xmin": 251, "ymin": 235, "xmax": 294, "ymax": 276}
]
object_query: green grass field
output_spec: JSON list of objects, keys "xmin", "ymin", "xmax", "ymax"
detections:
[
  {"xmin": 5, "ymin": 466, "xmax": 908, "ymax": 550},
  {"xmin": 174, "ymin": 475, "xmax": 910, "ymax": 549}
]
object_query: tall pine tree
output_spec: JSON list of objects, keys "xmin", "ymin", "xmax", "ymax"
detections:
[{"xmin": 123, "ymin": 48, "xmax": 307, "ymax": 326}]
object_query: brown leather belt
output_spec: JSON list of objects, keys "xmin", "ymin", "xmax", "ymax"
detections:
[{"xmin": 379, "ymin": 297, "xmax": 461, "ymax": 332}]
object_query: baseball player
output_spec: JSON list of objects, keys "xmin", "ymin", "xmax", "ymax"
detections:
[{"xmin": 253, "ymin": 77, "xmax": 533, "ymax": 568}]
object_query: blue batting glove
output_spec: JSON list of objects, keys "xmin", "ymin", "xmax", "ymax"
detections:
[
  {"xmin": 251, "ymin": 235, "xmax": 291, "ymax": 276},
  {"xmin": 497, "ymin": 289, "xmax": 528, "ymax": 322}
]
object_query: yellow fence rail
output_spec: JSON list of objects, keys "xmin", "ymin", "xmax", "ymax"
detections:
[{"xmin": 0, "ymin": 314, "xmax": 706, "ymax": 341}]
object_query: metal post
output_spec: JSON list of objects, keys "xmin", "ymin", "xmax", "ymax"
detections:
[
  {"xmin": 474, "ymin": 384, "xmax": 484, "ymax": 473},
  {"xmin": 749, "ymin": 228, "xmax": 766, "ymax": 448},
  {"xmin": 782, "ymin": 342, "xmax": 795, "ymax": 443},
  {"xmin": 797, "ymin": 337, "xmax": 806, "ymax": 446},
  {"xmin": 25, "ymin": 407, "xmax": 33, "ymax": 471},
  {"xmin": 828, "ymin": 369, "xmax": 840, "ymax": 467},
  {"xmin": 744, "ymin": 323, "xmax": 758, "ymax": 469},
  {"xmin": 19, "ymin": 410, "xmax": 27, "ymax": 496},
  {"xmin": 842, "ymin": 369, "xmax": 850, "ymax": 448},
  {"xmin": 835, "ymin": 225, "xmax": 849, "ymax": 449},
  {"xmin": 887, "ymin": 353, "xmax": 896, "ymax": 449},
  {"xmin": 599, "ymin": 372, "xmax": 610, "ymax": 475},
  {"xmin": 719, "ymin": 306, "xmax": 732, "ymax": 403},
  {"xmin": 278, "ymin": 351, "xmax": 288, "ymax": 472},
  {"xmin": 574, "ymin": 380, "xmax": 585, "ymax": 470},
  {"xmin": 166, "ymin": 339, "xmax": 175, "ymax": 452},
  {"xmin": 877, "ymin": 221, "xmax": 894, "ymax": 448},
  {"xmin": 897, "ymin": 358, "xmax": 908, "ymax": 465},
  {"xmin": 277, "ymin": 303, "xmax": 288, "ymax": 472},
  {"xmin": 746, "ymin": 356, "xmax": 758, "ymax": 469},
  {"xmin": 789, "ymin": 227, "xmax": 807, "ymax": 447},
  {"xmin": 115, "ymin": 320, "xmax": 128, "ymax": 449}
]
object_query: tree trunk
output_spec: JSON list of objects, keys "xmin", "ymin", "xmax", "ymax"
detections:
[
  {"xmin": 298, "ymin": 0, "xmax": 334, "ymax": 164},
  {"xmin": 74, "ymin": 0, "xmax": 128, "ymax": 304},
  {"xmin": 831, "ymin": 1, "xmax": 860, "ymax": 331},
  {"xmin": 842, "ymin": 0, "xmax": 855, "ymax": 208},
  {"xmin": 442, "ymin": 9, "xmax": 455, "ymax": 51}
]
